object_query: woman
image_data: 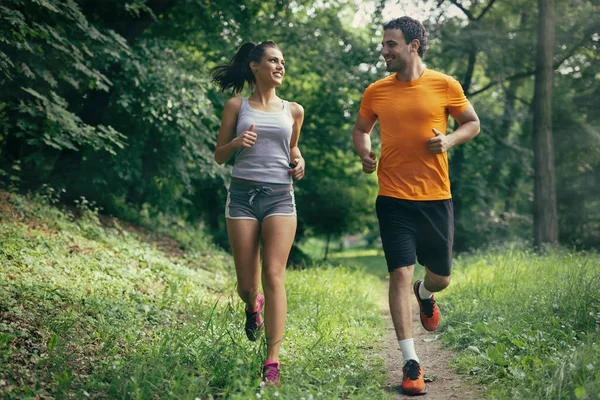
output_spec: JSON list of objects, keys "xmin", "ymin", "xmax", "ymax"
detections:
[{"xmin": 210, "ymin": 41, "xmax": 305, "ymax": 387}]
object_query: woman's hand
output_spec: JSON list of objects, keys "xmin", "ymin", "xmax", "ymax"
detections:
[
  {"xmin": 232, "ymin": 124, "xmax": 257, "ymax": 149},
  {"xmin": 288, "ymin": 157, "xmax": 305, "ymax": 180}
]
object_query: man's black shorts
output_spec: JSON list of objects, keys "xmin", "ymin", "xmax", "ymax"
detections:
[{"xmin": 376, "ymin": 195, "xmax": 454, "ymax": 276}]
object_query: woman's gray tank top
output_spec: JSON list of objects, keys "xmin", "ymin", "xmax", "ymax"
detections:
[{"xmin": 231, "ymin": 98, "xmax": 294, "ymax": 184}]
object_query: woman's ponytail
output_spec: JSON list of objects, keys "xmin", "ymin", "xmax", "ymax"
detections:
[
  {"xmin": 210, "ymin": 41, "xmax": 280, "ymax": 95},
  {"xmin": 210, "ymin": 42, "xmax": 256, "ymax": 94}
]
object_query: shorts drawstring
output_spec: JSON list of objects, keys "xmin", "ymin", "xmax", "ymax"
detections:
[{"xmin": 248, "ymin": 186, "xmax": 275, "ymax": 205}]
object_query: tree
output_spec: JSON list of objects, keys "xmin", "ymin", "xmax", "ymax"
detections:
[
  {"xmin": 423, "ymin": 0, "xmax": 598, "ymax": 250},
  {"xmin": 532, "ymin": 0, "xmax": 558, "ymax": 248}
]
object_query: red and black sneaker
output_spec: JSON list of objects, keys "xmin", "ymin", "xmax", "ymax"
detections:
[
  {"xmin": 413, "ymin": 280, "xmax": 441, "ymax": 332},
  {"xmin": 402, "ymin": 359, "xmax": 427, "ymax": 395}
]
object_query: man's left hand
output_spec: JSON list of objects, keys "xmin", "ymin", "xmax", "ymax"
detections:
[{"xmin": 427, "ymin": 128, "xmax": 450, "ymax": 154}]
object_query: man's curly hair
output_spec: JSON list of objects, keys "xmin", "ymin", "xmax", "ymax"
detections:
[{"xmin": 383, "ymin": 17, "xmax": 428, "ymax": 58}]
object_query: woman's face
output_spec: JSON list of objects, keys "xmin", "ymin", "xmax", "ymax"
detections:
[{"xmin": 252, "ymin": 47, "xmax": 285, "ymax": 86}]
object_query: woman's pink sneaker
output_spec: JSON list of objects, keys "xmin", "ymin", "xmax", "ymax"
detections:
[
  {"xmin": 262, "ymin": 361, "xmax": 280, "ymax": 387},
  {"xmin": 244, "ymin": 294, "xmax": 264, "ymax": 341}
]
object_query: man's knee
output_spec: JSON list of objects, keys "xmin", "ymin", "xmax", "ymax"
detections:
[{"xmin": 389, "ymin": 265, "xmax": 414, "ymax": 287}]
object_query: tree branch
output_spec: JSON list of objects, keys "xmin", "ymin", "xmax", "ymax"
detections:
[
  {"xmin": 486, "ymin": 128, "xmax": 533, "ymax": 156},
  {"xmin": 448, "ymin": 0, "xmax": 475, "ymax": 20},
  {"xmin": 469, "ymin": 35, "xmax": 594, "ymax": 97},
  {"xmin": 469, "ymin": 69, "xmax": 535, "ymax": 97},
  {"xmin": 448, "ymin": 0, "xmax": 497, "ymax": 21},
  {"xmin": 476, "ymin": 0, "xmax": 498, "ymax": 20}
]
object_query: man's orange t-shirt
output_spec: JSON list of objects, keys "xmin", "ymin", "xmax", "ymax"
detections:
[{"xmin": 359, "ymin": 69, "xmax": 470, "ymax": 201}]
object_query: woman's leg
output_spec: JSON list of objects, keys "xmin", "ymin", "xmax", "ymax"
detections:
[
  {"xmin": 260, "ymin": 215, "xmax": 296, "ymax": 362},
  {"xmin": 226, "ymin": 218, "xmax": 261, "ymax": 309}
]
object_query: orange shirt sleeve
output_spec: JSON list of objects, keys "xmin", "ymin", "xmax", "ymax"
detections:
[
  {"xmin": 359, "ymin": 84, "xmax": 378, "ymax": 122},
  {"xmin": 446, "ymin": 77, "xmax": 470, "ymax": 118}
]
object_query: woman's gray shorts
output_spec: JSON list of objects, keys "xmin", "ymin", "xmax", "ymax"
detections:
[{"xmin": 225, "ymin": 181, "xmax": 296, "ymax": 221}]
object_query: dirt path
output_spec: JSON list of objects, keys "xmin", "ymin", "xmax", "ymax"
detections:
[{"xmin": 379, "ymin": 286, "xmax": 483, "ymax": 399}]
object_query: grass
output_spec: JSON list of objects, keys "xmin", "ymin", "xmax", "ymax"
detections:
[
  {"xmin": 328, "ymin": 248, "xmax": 429, "ymax": 281},
  {"xmin": 4, "ymin": 189, "xmax": 598, "ymax": 399},
  {"xmin": 441, "ymin": 246, "xmax": 600, "ymax": 400},
  {"xmin": 330, "ymin": 244, "xmax": 600, "ymax": 399},
  {"xmin": 0, "ymin": 190, "xmax": 392, "ymax": 399},
  {"xmin": 328, "ymin": 249, "xmax": 389, "ymax": 280}
]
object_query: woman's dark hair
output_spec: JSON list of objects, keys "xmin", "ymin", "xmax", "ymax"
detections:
[
  {"xmin": 210, "ymin": 41, "xmax": 279, "ymax": 94},
  {"xmin": 383, "ymin": 17, "xmax": 428, "ymax": 58}
]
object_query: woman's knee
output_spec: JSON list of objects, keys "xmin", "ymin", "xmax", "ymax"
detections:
[{"xmin": 261, "ymin": 267, "xmax": 285, "ymax": 290}]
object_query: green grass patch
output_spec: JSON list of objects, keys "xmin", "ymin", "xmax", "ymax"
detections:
[
  {"xmin": 0, "ymin": 191, "xmax": 392, "ymax": 399},
  {"xmin": 441, "ymin": 246, "xmax": 600, "ymax": 399},
  {"xmin": 329, "ymin": 249, "xmax": 388, "ymax": 280},
  {"xmin": 331, "ymin": 245, "xmax": 600, "ymax": 399},
  {"xmin": 329, "ymin": 248, "xmax": 429, "ymax": 281}
]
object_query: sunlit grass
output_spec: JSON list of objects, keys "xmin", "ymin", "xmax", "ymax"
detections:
[
  {"xmin": 442, "ymin": 246, "xmax": 600, "ymax": 400},
  {"xmin": 329, "ymin": 248, "xmax": 428, "ymax": 281},
  {"xmin": 329, "ymin": 248, "xmax": 388, "ymax": 280},
  {"xmin": 0, "ymin": 192, "xmax": 392, "ymax": 399},
  {"xmin": 330, "ymin": 243, "xmax": 600, "ymax": 399},
  {"xmin": 6, "ymin": 190, "xmax": 596, "ymax": 399}
]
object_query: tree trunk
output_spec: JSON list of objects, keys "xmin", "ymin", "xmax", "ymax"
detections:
[
  {"xmin": 324, "ymin": 233, "xmax": 331, "ymax": 261},
  {"xmin": 532, "ymin": 0, "xmax": 558, "ymax": 248},
  {"xmin": 450, "ymin": 46, "xmax": 477, "ymax": 252}
]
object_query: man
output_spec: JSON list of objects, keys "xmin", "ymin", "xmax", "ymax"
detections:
[{"xmin": 352, "ymin": 17, "xmax": 480, "ymax": 395}]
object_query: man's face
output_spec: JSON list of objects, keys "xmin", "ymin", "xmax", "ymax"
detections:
[{"xmin": 381, "ymin": 29, "xmax": 411, "ymax": 73}]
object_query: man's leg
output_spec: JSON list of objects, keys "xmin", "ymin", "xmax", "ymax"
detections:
[
  {"xmin": 377, "ymin": 196, "xmax": 426, "ymax": 395},
  {"xmin": 377, "ymin": 196, "xmax": 417, "ymax": 342},
  {"xmin": 423, "ymin": 269, "xmax": 451, "ymax": 293},
  {"xmin": 413, "ymin": 268, "xmax": 449, "ymax": 332},
  {"xmin": 389, "ymin": 265, "xmax": 415, "ymax": 341},
  {"xmin": 389, "ymin": 265, "xmax": 427, "ymax": 395},
  {"xmin": 414, "ymin": 199, "xmax": 454, "ymax": 331}
]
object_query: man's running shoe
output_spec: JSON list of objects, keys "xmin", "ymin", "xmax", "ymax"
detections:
[
  {"xmin": 413, "ymin": 280, "xmax": 441, "ymax": 332},
  {"xmin": 245, "ymin": 294, "xmax": 264, "ymax": 341},
  {"xmin": 402, "ymin": 359, "xmax": 427, "ymax": 395}
]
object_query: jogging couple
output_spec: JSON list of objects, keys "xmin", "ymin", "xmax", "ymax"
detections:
[{"xmin": 211, "ymin": 16, "xmax": 480, "ymax": 394}]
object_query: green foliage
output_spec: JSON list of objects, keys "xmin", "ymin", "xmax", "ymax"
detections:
[
  {"xmin": 0, "ymin": 0, "xmax": 128, "ymax": 158},
  {"xmin": 440, "ymin": 246, "xmax": 600, "ymax": 399},
  {"xmin": 1, "ymin": 0, "xmax": 599, "ymax": 251},
  {"xmin": 328, "ymin": 248, "xmax": 390, "ymax": 280},
  {"xmin": 552, "ymin": 46, "xmax": 600, "ymax": 249},
  {"xmin": 421, "ymin": 0, "xmax": 600, "ymax": 250},
  {"xmin": 62, "ymin": 36, "xmax": 230, "ymax": 223}
]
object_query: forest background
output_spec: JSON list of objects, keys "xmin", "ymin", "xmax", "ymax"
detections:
[{"xmin": 1, "ymin": 0, "xmax": 598, "ymax": 257}]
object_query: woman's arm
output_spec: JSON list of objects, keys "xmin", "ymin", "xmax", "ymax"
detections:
[
  {"xmin": 214, "ymin": 98, "xmax": 249, "ymax": 165},
  {"xmin": 288, "ymin": 102, "xmax": 305, "ymax": 180}
]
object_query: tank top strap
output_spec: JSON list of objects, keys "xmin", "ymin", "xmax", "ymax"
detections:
[
  {"xmin": 240, "ymin": 97, "xmax": 250, "ymax": 111},
  {"xmin": 282, "ymin": 100, "xmax": 292, "ymax": 118}
]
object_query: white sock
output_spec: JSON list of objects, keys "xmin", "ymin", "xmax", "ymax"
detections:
[
  {"xmin": 399, "ymin": 338, "xmax": 419, "ymax": 364},
  {"xmin": 418, "ymin": 281, "xmax": 433, "ymax": 299}
]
